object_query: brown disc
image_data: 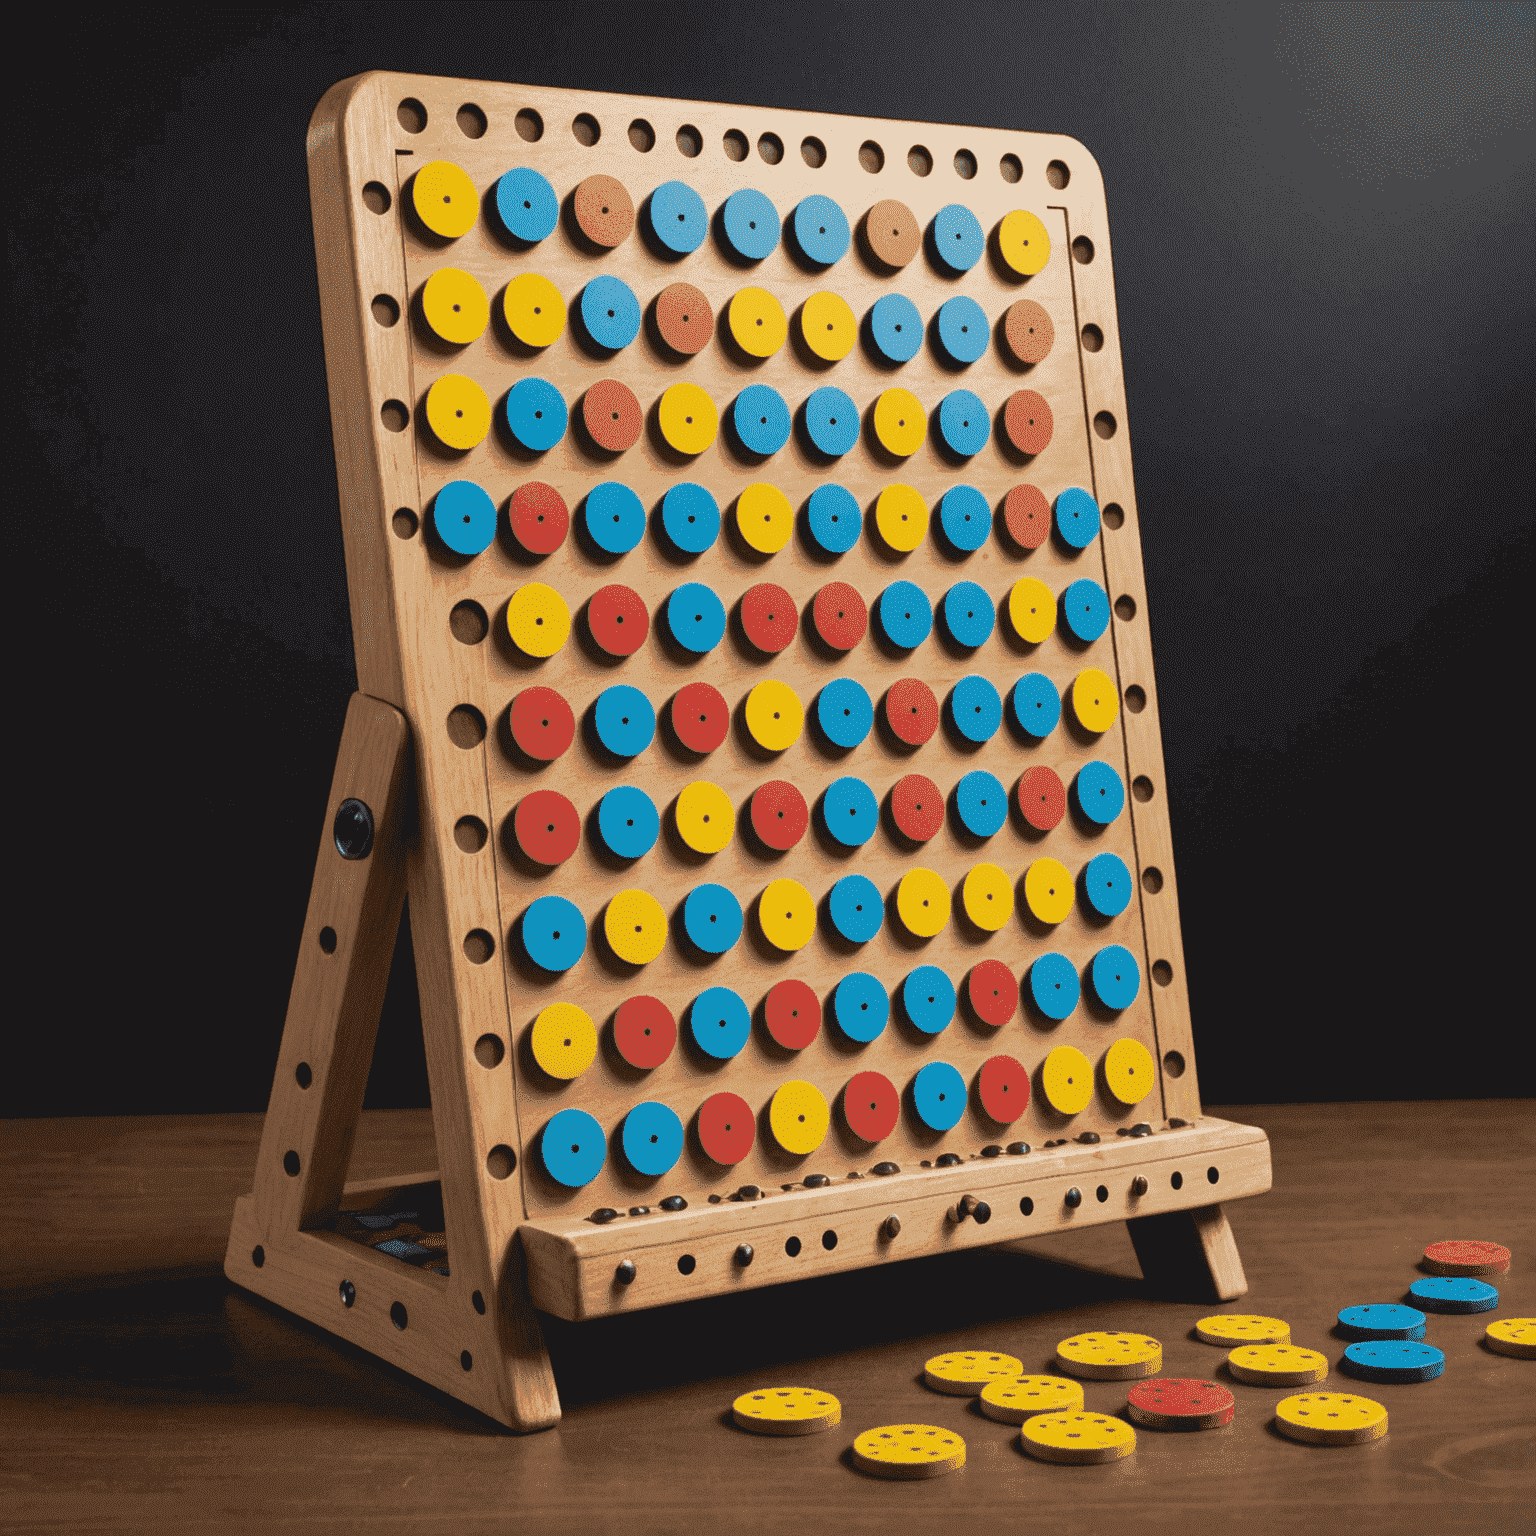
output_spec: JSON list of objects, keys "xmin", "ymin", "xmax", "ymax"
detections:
[
  {"xmin": 508, "ymin": 481, "xmax": 569, "ymax": 555},
  {"xmin": 863, "ymin": 200, "xmax": 921, "ymax": 269},
  {"xmin": 1003, "ymin": 300, "xmax": 1054, "ymax": 366},
  {"xmin": 582, "ymin": 379, "xmax": 643, "ymax": 452},
  {"xmin": 573, "ymin": 174, "xmax": 634, "ymax": 247},
  {"xmin": 1004, "ymin": 390, "xmax": 1054, "ymax": 456},
  {"xmin": 1002, "ymin": 485, "xmax": 1050, "ymax": 549},
  {"xmin": 654, "ymin": 282, "xmax": 713, "ymax": 355}
]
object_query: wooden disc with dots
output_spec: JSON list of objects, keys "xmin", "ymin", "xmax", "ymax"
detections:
[
  {"xmin": 1196, "ymin": 1314, "xmax": 1291, "ymax": 1346},
  {"xmin": 923, "ymin": 1351, "xmax": 1024, "ymax": 1395},
  {"xmin": 1020, "ymin": 1412, "xmax": 1136, "ymax": 1465},
  {"xmin": 1055, "ymin": 1331, "xmax": 1162, "ymax": 1380},
  {"xmin": 1126, "ymin": 1378, "xmax": 1235, "ymax": 1430},
  {"xmin": 978, "ymin": 1375, "xmax": 1083, "ymax": 1423},
  {"xmin": 1226, "ymin": 1344, "xmax": 1328, "ymax": 1386},
  {"xmin": 1484, "ymin": 1318, "xmax": 1536, "ymax": 1358},
  {"xmin": 731, "ymin": 1387, "xmax": 841, "ymax": 1436},
  {"xmin": 1422, "ymin": 1240, "xmax": 1511, "ymax": 1277},
  {"xmin": 1274, "ymin": 1392, "xmax": 1387, "ymax": 1447},
  {"xmin": 851, "ymin": 1424, "xmax": 966, "ymax": 1479}
]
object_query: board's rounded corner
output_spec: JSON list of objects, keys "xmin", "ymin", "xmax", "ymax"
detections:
[
  {"xmin": 1048, "ymin": 134, "xmax": 1107, "ymax": 196},
  {"xmin": 307, "ymin": 71, "xmax": 397, "ymax": 155}
]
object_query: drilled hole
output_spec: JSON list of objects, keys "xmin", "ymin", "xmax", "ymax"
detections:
[
  {"xmin": 371, "ymin": 294, "xmax": 399, "ymax": 327},
  {"xmin": 907, "ymin": 144, "xmax": 932, "ymax": 176},
  {"xmin": 1164, "ymin": 1052, "xmax": 1186, "ymax": 1081},
  {"xmin": 474, "ymin": 1033, "xmax": 505, "ymax": 1069},
  {"xmin": 677, "ymin": 1253, "xmax": 697, "ymax": 1274},
  {"xmin": 1124, "ymin": 683, "xmax": 1146, "ymax": 713},
  {"xmin": 1170, "ymin": 1171, "xmax": 1184, "ymax": 1191},
  {"xmin": 1102, "ymin": 502, "xmax": 1126, "ymax": 530},
  {"xmin": 999, "ymin": 153, "xmax": 1022, "ymax": 183},
  {"xmin": 1141, "ymin": 867, "xmax": 1164, "ymax": 894},
  {"xmin": 457, "ymin": 103, "xmax": 487, "ymax": 139},
  {"xmin": 380, "ymin": 400, "xmax": 408, "ymax": 433},
  {"xmin": 723, "ymin": 129, "xmax": 748, "ymax": 161},
  {"xmin": 472, "ymin": 1290, "xmax": 485, "ymax": 1314},
  {"xmin": 1132, "ymin": 775, "xmax": 1154, "ymax": 802},
  {"xmin": 295, "ymin": 1062, "xmax": 312, "ymax": 1089},
  {"xmin": 1093, "ymin": 410, "xmax": 1118, "ymax": 439},
  {"xmin": 1072, "ymin": 235, "xmax": 1095, "ymax": 264},
  {"xmin": 785, "ymin": 1235, "xmax": 803, "ymax": 1257},
  {"xmin": 801, "ymin": 135, "xmax": 826, "ymax": 168},
  {"xmin": 397, "ymin": 98, "xmax": 426, "ymax": 134},
  {"xmin": 676, "ymin": 123, "xmax": 702, "ymax": 157},
  {"xmin": 1081, "ymin": 323, "xmax": 1103, "ymax": 352},
  {"xmin": 1115, "ymin": 595, "xmax": 1137, "ymax": 621},
  {"xmin": 758, "ymin": 132, "xmax": 783, "ymax": 164},
  {"xmin": 859, "ymin": 140, "xmax": 884, "ymax": 173},
  {"xmin": 1153, "ymin": 961, "xmax": 1175, "ymax": 987},
  {"xmin": 450, "ymin": 600, "xmax": 488, "ymax": 644},
  {"xmin": 953, "ymin": 148, "xmax": 976, "ymax": 179},
  {"xmin": 455, "ymin": 815, "xmax": 488, "ymax": 853},
  {"xmin": 390, "ymin": 1301, "xmax": 408, "ymax": 1330},
  {"xmin": 1208, "ymin": 1166, "xmax": 1220, "ymax": 1184},
  {"xmin": 460, "ymin": 1350, "xmax": 473, "ymax": 1371},
  {"xmin": 318, "ymin": 927, "xmax": 337, "ymax": 954},
  {"xmin": 362, "ymin": 181, "xmax": 391, "ymax": 215},
  {"xmin": 822, "ymin": 1229, "xmax": 838, "ymax": 1251},
  {"xmin": 628, "ymin": 117, "xmax": 655, "ymax": 152},
  {"xmin": 1019, "ymin": 1196, "xmax": 1034, "ymax": 1216},
  {"xmin": 572, "ymin": 112, "xmax": 600, "ymax": 146},
  {"xmin": 1047, "ymin": 159, "xmax": 1070, "ymax": 189},
  {"xmin": 447, "ymin": 704, "xmax": 486, "ymax": 748},
  {"xmin": 515, "ymin": 108, "xmax": 543, "ymax": 142},
  {"xmin": 392, "ymin": 508, "xmax": 418, "ymax": 539},
  {"xmin": 486, "ymin": 1144, "xmax": 516, "ymax": 1180},
  {"xmin": 283, "ymin": 1149, "xmax": 300, "ymax": 1177},
  {"xmin": 252, "ymin": 1245, "xmax": 265, "ymax": 1267},
  {"xmin": 339, "ymin": 1279, "xmax": 354, "ymax": 1307},
  {"xmin": 1096, "ymin": 1185, "xmax": 1109, "ymax": 1203},
  {"xmin": 463, "ymin": 929, "xmax": 494, "ymax": 964}
]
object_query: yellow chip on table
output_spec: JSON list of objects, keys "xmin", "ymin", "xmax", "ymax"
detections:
[
  {"xmin": 1103, "ymin": 1037, "xmax": 1156, "ymax": 1106},
  {"xmin": 800, "ymin": 290, "xmax": 856, "ymax": 361},
  {"xmin": 1008, "ymin": 577, "xmax": 1056, "ymax": 643},
  {"xmin": 979, "ymin": 1375, "xmax": 1084, "ymax": 1423},
  {"xmin": 758, "ymin": 878, "xmax": 815, "ymax": 952},
  {"xmin": 603, "ymin": 889, "xmax": 667, "ymax": 966},
  {"xmin": 732, "ymin": 1387, "xmax": 841, "ymax": 1436},
  {"xmin": 851, "ymin": 1424, "xmax": 966, "ymax": 1480},
  {"xmin": 424, "ymin": 372, "xmax": 491, "ymax": 451},
  {"xmin": 1484, "ymin": 1318, "xmax": 1536, "ymax": 1358},
  {"xmin": 896, "ymin": 868, "xmax": 951, "ymax": 937},
  {"xmin": 529, "ymin": 1002, "xmax": 597, "ymax": 1081},
  {"xmin": 1023, "ymin": 857, "xmax": 1074, "ymax": 924},
  {"xmin": 506, "ymin": 582, "xmax": 571, "ymax": 657},
  {"xmin": 997, "ymin": 209, "xmax": 1052, "ymax": 277},
  {"xmin": 1226, "ymin": 1344, "xmax": 1328, "ymax": 1386},
  {"xmin": 1196, "ymin": 1314, "xmax": 1291, "ymax": 1347},
  {"xmin": 873, "ymin": 483, "xmax": 928, "ymax": 551},
  {"xmin": 502, "ymin": 271, "xmax": 566, "ymax": 347},
  {"xmin": 1274, "ymin": 1392, "xmax": 1387, "ymax": 1446},
  {"xmin": 1072, "ymin": 667, "xmax": 1120, "ymax": 733},
  {"xmin": 420, "ymin": 266, "xmax": 489, "ymax": 345},
  {"xmin": 657, "ymin": 381, "xmax": 718, "ymax": 454},
  {"xmin": 923, "ymin": 1351, "xmax": 1024, "ymax": 1395},
  {"xmin": 768, "ymin": 1080, "xmax": 829, "ymax": 1155},
  {"xmin": 1040, "ymin": 1045, "xmax": 1094, "ymax": 1116},
  {"xmin": 961, "ymin": 862, "xmax": 1014, "ymax": 931},
  {"xmin": 736, "ymin": 482, "xmax": 794, "ymax": 554},
  {"xmin": 872, "ymin": 389, "xmax": 926, "ymax": 458},
  {"xmin": 727, "ymin": 286, "xmax": 787, "ymax": 357},
  {"xmin": 1020, "ymin": 1411, "xmax": 1136, "ymax": 1464},
  {"xmin": 411, "ymin": 159, "xmax": 479, "ymax": 238},
  {"xmin": 744, "ymin": 679, "xmax": 803, "ymax": 751},
  {"xmin": 674, "ymin": 780, "xmax": 734, "ymax": 853},
  {"xmin": 1056, "ymin": 1330, "xmax": 1162, "ymax": 1380}
]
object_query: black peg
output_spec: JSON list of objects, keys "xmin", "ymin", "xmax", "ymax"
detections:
[
  {"xmin": 1064, "ymin": 1186, "xmax": 1083, "ymax": 1208},
  {"xmin": 734, "ymin": 1243, "xmax": 755, "ymax": 1267},
  {"xmin": 615, "ymin": 1259, "xmax": 636, "ymax": 1285}
]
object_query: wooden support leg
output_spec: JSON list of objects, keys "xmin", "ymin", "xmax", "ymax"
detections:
[{"xmin": 1126, "ymin": 1202, "xmax": 1249, "ymax": 1302}]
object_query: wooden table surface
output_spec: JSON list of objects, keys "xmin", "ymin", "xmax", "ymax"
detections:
[{"xmin": 4, "ymin": 1101, "xmax": 1531, "ymax": 1533}]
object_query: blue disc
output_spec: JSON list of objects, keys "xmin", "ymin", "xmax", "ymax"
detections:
[
  {"xmin": 816, "ymin": 678, "xmax": 874, "ymax": 749},
  {"xmin": 1054, "ymin": 487, "xmax": 1101, "ymax": 549},
  {"xmin": 936, "ymin": 389, "xmax": 991, "ymax": 457},
  {"xmin": 868, "ymin": 293, "xmax": 923, "ymax": 364},
  {"xmin": 1090, "ymin": 944, "xmax": 1141, "ymax": 1010},
  {"xmin": 649, "ymin": 180, "xmax": 709, "ymax": 254},
  {"xmin": 540, "ymin": 1107, "xmax": 606, "ymax": 1188},
  {"xmin": 954, "ymin": 769, "xmax": 1007, "ymax": 838},
  {"xmin": 665, "ymin": 582, "xmax": 726, "ymax": 653},
  {"xmin": 932, "ymin": 204, "xmax": 985, "ymax": 272},
  {"xmin": 1084, "ymin": 853, "xmax": 1133, "ymax": 917},
  {"xmin": 683, "ymin": 883, "xmax": 743, "ymax": 955},
  {"xmin": 621, "ymin": 1100, "xmax": 684, "ymax": 1177},
  {"xmin": 823, "ymin": 776, "xmax": 879, "ymax": 847},
  {"xmin": 578, "ymin": 274, "xmax": 641, "ymax": 351},
  {"xmin": 505, "ymin": 377, "xmax": 568, "ymax": 452},
  {"xmin": 494, "ymin": 166, "xmax": 558, "ymax": 244},
  {"xmin": 912, "ymin": 1061, "xmax": 967, "ymax": 1131},
  {"xmin": 720, "ymin": 188, "xmax": 780, "ymax": 261},
  {"xmin": 660, "ymin": 481, "xmax": 720, "ymax": 554},
  {"xmin": 689, "ymin": 986, "xmax": 751, "ymax": 1059},
  {"xmin": 583, "ymin": 481, "xmax": 645, "ymax": 555},
  {"xmin": 732, "ymin": 384, "xmax": 791, "ymax": 456},
  {"xmin": 877, "ymin": 581, "xmax": 932, "ymax": 649},
  {"xmin": 938, "ymin": 485, "xmax": 990, "ymax": 552},
  {"xmin": 934, "ymin": 295, "xmax": 989, "ymax": 364},
  {"xmin": 806, "ymin": 484, "xmax": 861, "ymax": 553},
  {"xmin": 1074, "ymin": 762, "xmax": 1125, "ymax": 825},
  {"xmin": 597, "ymin": 786, "xmax": 659, "ymax": 859},
  {"xmin": 432, "ymin": 480, "xmax": 497, "ymax": 556},
  {"xmin": 942, "ymin": 581, "xmax": 996, "ymax": 648},
  {"xmin": 523, "ymin": 895, "xmax": 586, "ymax": 972},
  {"xmin": 902, "ymin": 966, "xmax": 956, "ymax": 1035},
  {"xmin": 1012, "ymin": 673, "xmax": 1062, "ymax": 738},
  {"xmin": 1029, "ymin": 952, "xmax": 1081, "ymax": 1021},
  {"xmin": 1062, "ymin": 578, "xmax": 1111, "ymax": 642},
  {"xmin": 834, "ymin": 972, "xmax": 889, "ymax": 1042},
  {"xmin": 1337, "ymin": 1305, "xmax": 1427, "ymax": 1341},
  {"xmin": 593, "ymin": 684, "xmax": 655, "ymax": 758},
  {"xmin": 828, "ymin": 874, "xmax": 883, "ymax": 943},
  {"xmin": 1341, "ymin": 1341, "xmax": 1445, "ymax": 1383},
  {"xmin": 950, "ymin": 674, "xmax": 1002, "ymax": 743},
  {"xmin": 791, "ymin": 194, "xmax": 850, "ymax": 265},
  {"xmin": 1408, "ymin": 1277, "xmax": 1499, "ymax": 1313},
  {"xmin": 803, "ymin": 386, "xmax": 860, "ymax": 457}
]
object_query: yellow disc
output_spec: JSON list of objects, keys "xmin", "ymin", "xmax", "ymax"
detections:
[
  {"xmin": 873, "ymin": 484, "xmax": 929, "ymax": 553},
  {"xmin": 768, "ymin": 1080, "xmax": 830, "ymax": 1156},
  {"xmin": 1072, "ymin": 667, "xmax": 1120, "ymax": 733},
  {"xmin": 658, "ymin": 382, "xmax": 719, "ymax": 455},
  {"xmin": 674, "ymin": 781, "xmax": 735, "ymax": 854},
  {"xmin": 961, "ymin": 863, "xmax": 1014, "ymax": 931},
  {"xmin": 1196, "ymin": 1315, "xmax": 1292, "ymax": 1347},
  {"xmin": 501, "ymin": 271, "xmax": 566, "ymax": 348},
  {"xmin": 735, "ymin": 482, "xmax": 794, "ymax": 554},
  {"xmin": 1274, "ymin": 1393, "xmax": 1388, "ymax": 1446},
  {"xmin": 506, "ymin": 582, "xmax": 570, "ymax": 658},
  {"xmin": 998, "ymin": 209, "xmax": 1052, "ymax": 277},
  {"xmin": 872, "ymin": 388, "xmax": 926, "ymax": 457},
  {"xmin": 1103, "ymin": 1037, "xmax": 1156, "ymax": 1106},
  {"xmin": 1021, "ymin": 1412, "xmax": 1136, "ymax": 1464},
  {"xmin": 727, "ymin": 286, "xmax": 788, "ymax": 357},
  {"xmin": 529, "ymin": 1002, "xmax": 597, "ymax": 1081},
  {"xmin": 420, "ymin": 266, "xmax": 489, "ymax": 345},
  {"xmin": 1485, "ymin": 1318, "xmax": 1536, "ymax": 1358},
  {"xmin": 744, "ymin": 679, "xmax": 803, "ymax": 751},
  {"xmin": 1055, "ymin": 1331, "xmax": 1162, "ymax": 1381},
  {"xmin": 759, "ymin": 878, "xmax": 816, "ymax": 952},
  {"xmin": 1041, "ymin": 1045, "xmax": 1094, "ymax": 1116},
  {"xmin": 979, "ymin": 1375, "xmax": 1084, "ymax": 1424},
  {"xmin": 1226, "ymin": 1344, "xmax": 1329, "ymax": 1386},
  {"xmin": 1007, "ymin": 577, "xmax": 1057, "ymax": 644},
  {"xmin": 896, "ymin": 868, "xmax": 951, "ymax": 938},
  {"xmin": 604, "ymin": 889, "xmax": 668, "ymax": 966},
  {"xmin": 800, "ymin": 290, "xmax": 857, "ymax": 361},
  {"xmin": 424, "ymin": 373, "xmax": 491, "ymax": 451},
  {"xmin": 1023, "ymin": 857, "xmax": 1074, "ymax": 924},
  {"xmin": 732, "ymin": 1387, "xmax": 842, "ymax": 1436},
  {"xmin": 850, "ymin": 1424, "xmax": 966, "ymax": 1480},
  {"xmin": 411, "ymin": 159, "xmax": 479, "ymax": 239},
  {"xmin": 923, "ymin": 1351, "xmax": 1024, "ymax": 1395}
]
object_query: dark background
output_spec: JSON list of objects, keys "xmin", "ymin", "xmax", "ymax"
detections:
[{"xmin": 11, "ymin": 2, "xmax": 1532, "ymax": 1118}]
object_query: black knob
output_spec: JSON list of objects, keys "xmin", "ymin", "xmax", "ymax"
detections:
[
  {"xmin": 615, "ymin": 1260, "xmax": 636, "ymax": 1285},
  {"xmin": 590, "ymin": 1207, "xmax": 619, "ymax": 1224},
  {"xmin": 736, "ymin": 1184, "xmax": 762, "ymax": 1201},
  {"xmin": 1130, "ymin": 1175, "xmax": 1149, "ymax": 1196},
  {"xmin": 803, "ymin": 1173, "xmax": 831, "ymax": 1188},
  {"xmin": 659, "ymin": 1196, "xmax": 687, "ymax": 1211},
  {"xmin": 935, "ymin": 1152, "xmax": 962, "ymax": 1168},
  {"xmin": 872, "ymin": 1161, "xmax": 900, "ymax": 1176},
  {"xmin": 734, "ymin": 1243, "xmax": 755, "ymax": 1267},
  {"xmin": 881, "ymin": 1215, "xmax": 901, "ymax": 1240},
  {"xmin": 981, "ymin": 1145, "xmax": 1002, "ymax": 1158},
  {"xmin": 1006, "ymin": 1141, "xmax": 1031, "ymax": 1156},
  {"xmin": 333, "ymin": 798, "xmax": 375, "ymax": 860},
  {"xmin": 1064, "ymin": 1186, "xmax": 1082, "ymax": 1208},
  {"xmin": 972, "ymin": 1200, "xmax": 991, "ymax": 1224}
]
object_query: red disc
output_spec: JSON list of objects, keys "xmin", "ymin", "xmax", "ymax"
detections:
[
  {"xmin": 612, "ymin": 995, "xmax": 676, "ymax": 1069},
  {"xmin": 843, "ymin": 1071, "xmax": 900, "ymax": 1143},
  {"xmin": 582, "ymin": 379, "xmax": 643, "ymax": 452},
  {"xmin": 764, "ymin": 978, "xmax": 821, "ymax": 1050},
  {"xmin": 1126, "ymin": 1379, "xmax": 1235, "ymax": 1429},
  {"xmin": 509, "ymin": 686, "xmax": 575, "ymax": 761},
  {"xmin": 977, "ymin": 1054, "xmax": 1030, "ymax": 1123},
  {"xmin": 740, "ymin": 582, "xmax": 799, "ymax": 654},
  {"xmin": 1003, "ymin": 485, "xmax": 1050, "ymax": 550},
  {"xmin": 513, "ymin": 790, "xmax": 580, "ymax": 865},
  {"xmin": 1017, "ymin": 765, "xmax": 1066, "ymax": 830},
  {"xmin": 588, "ymin": 583, "xmax": 648, "ymax": 656},
  {"xmin": 967, "ymin": 960, "xmax": 1019, "ymax": 1027},
  {"xmin": 885, "ymin": 678, "xmax": 939, "ymax": 746},
  {"xmin": 890, "ymin": 773, "xmax": 944, "ymax": 842},
  {"xmin": 508, "ymin": 481, "xmax": 569, "ymax": 555},
  {"xmin": 1422, "ymin": 1240, "xmax": 1512, "ymax": 1276},
  {"xmin": 812, "ymin": 582, "xmax": 867, "ymax": 651},
  {"xmin": 670, "ymin": 681, "xmax": 730, "ymax": 754},
  {"xmin": 750, "ymin": 780, "xmax": 809, "ymax": 851},
  {"xmin": 1004, "ymin": 389, "xmax": 1053, "ymax": 456},
  {"xmin": 698, "ymin": 1090, "xmax": 755, "ymax": 1165}
]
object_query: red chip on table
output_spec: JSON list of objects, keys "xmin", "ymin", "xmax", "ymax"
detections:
[
  {"xmin": 740, "ymin": 582, "xmax": 799, "ymax": 654},
  {"xmin": 764, "ymin": 977, "xmax": 821, "ymax": 1050},
  {"xmin": 812, "ymin": 581, "xmax": 867, "ymax": 651},
  {"xmin": 612, "ymin": 995, "xmax": 676, "ymax": 1070},
  {"xmin": 513, "ymin": 790, "xmax": 581, "ymax": 866},
  {"xmin": 890, "ymin": 773, "xmax": 944, "ymax": 842},
  {"xmin": 508, "ymin": 481, "xmax": 569, "ymax": 555},
  {"xmin": 697, "ymin": 1090, "xmax": 755, "ymax": 1165},
  {"xmin": 1002, "ymin": 485, "xmax": 1050, "ymax": 550},
  {"xmin": 1422, "ymin": 1240, "xmax": 1512, "ymax": 1276},
  {"xmin": 884, "ymin": 678, "xmax": 939, "ymax": 746},
  {"xmin": 1003, "ymin": 389, "xmax": 1054, "ymax": 457},
  {"xmin": 751, "ymin": 780, "xmax": 809, "ymax": 851},
  {"xmin": 843, "ymin": 1070, "xmax": 900, "ymax": 1143},
  {"xmin": 1017, "ymin": 765, "xmax": 1066, "ymax": 831},
  {"xmin": 587, "ymin": 583, "xmax": 648, "ymax": 656},
  {"xmin": 976, "ymin": 1054, "xmax": 1030, "ymax": 1123},
  {"xmin": 509, "ymin": 686, "xmax": 575, "ymax": 761},
  {"xmin": 669, "ymin": 681, "xmax": 730, "ymax": 754},
  {"xmin": 966, "ymin": 959, "xmax": 1020, "ymax": 1027},
  {"xmin": 581, "ymin": 378, "xmax": 643, "ymax": 452},
  {"xmin": 1126, "ymin": 1379, "xmax": 1235, "ymax": 1431}
]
